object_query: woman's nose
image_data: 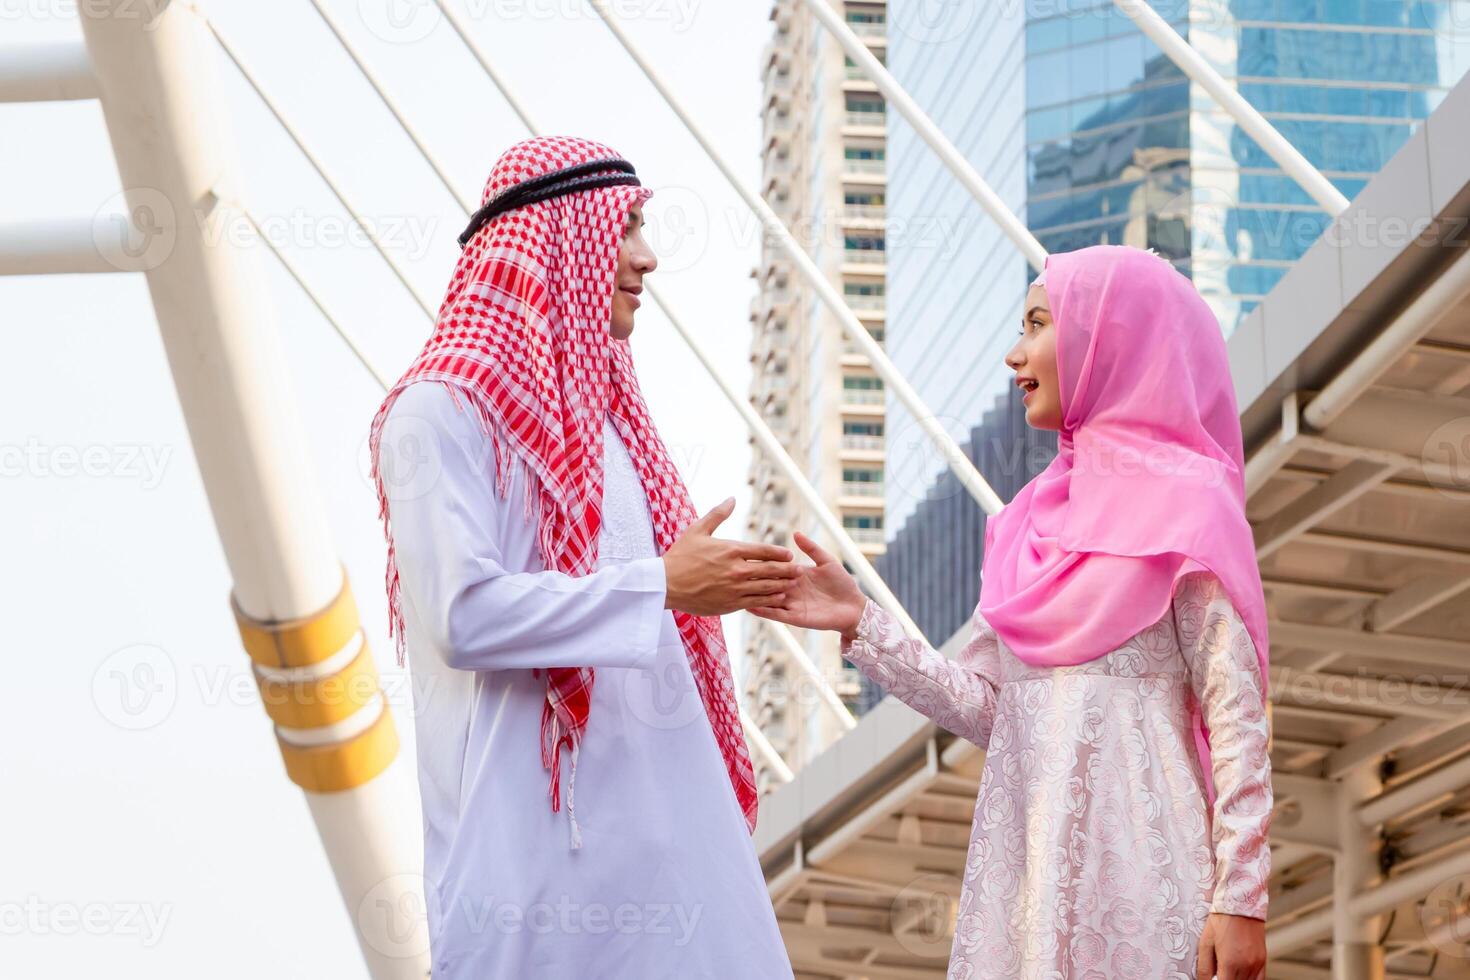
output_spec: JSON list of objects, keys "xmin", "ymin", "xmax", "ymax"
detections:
[{"xmin": 1004, "ymin": 339, "xmax": 1025, "ymax": 369}]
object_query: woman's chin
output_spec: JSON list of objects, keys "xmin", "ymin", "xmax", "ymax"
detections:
[{"xmin": 1023, "ymin": 401, "xmax": 1061, "ymax": 431}]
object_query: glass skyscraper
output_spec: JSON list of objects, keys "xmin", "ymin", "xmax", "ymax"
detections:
[{"xmin": 876, "ymin": 0, "xmax": 1470, "ymax": 645}]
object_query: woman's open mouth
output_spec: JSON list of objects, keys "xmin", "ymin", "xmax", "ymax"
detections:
[{"xmin": 1018, "ymin": 378, "xmax": 1039, "ymax": 401}]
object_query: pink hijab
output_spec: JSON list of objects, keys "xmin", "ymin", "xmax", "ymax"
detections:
[{"xmin": 978, "ymin": 244, "xmax": 1269, "ymax": 806}]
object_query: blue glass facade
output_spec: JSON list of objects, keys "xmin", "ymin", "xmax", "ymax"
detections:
[
  {"xmin": 878, "ymin": 0, "xmax": 1470, "ymax": 645},
  {"xmin": 1026, "ymin": 0, "xmax": 1460, "ymax": 329}
]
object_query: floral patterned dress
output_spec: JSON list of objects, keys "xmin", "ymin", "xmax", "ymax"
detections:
[{"xmin": 840, "ymin": 572, "xmax": 1272, "ymax": 979}]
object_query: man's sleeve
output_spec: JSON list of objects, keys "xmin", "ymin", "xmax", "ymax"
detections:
[{"xmin": 383, "ymin": 380, "xmax": 668, "ymax": 673}]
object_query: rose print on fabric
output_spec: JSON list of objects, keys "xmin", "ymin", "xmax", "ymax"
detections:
[{"xmin": 840, "ymin": 572, "xmax": 1271, "ymax": 977}]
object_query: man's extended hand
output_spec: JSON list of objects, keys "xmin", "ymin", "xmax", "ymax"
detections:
[
  {"xmin": 663, "ymin": 498, "xmax": 799, "ymax": 616},
  {"xmin": 1197, "ymin": 912, "xmax": 1266, "ymax": 980}
]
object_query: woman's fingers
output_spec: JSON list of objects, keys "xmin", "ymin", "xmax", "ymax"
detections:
[
  {"xmin": 735, "ymin": 542, "xmax": 793, "ymax": 562},
  {"xmin": 792, "ymin": 530, "xmax": 836, "ymax": 566},
  {"xmin": 743, "ymin": 578, "xmax": 795, "ymax": 597},
  {"xmin": 742, "ymin": 560, "xmax": 802, "ymax": 580}
]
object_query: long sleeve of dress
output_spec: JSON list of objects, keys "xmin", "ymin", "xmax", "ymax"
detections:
[
  {"xmin": 384, "ymin": 381, "xmax": 669, "ymax": 673},
  {"xmin": 838, "ymin": 598, "xmax": 1002, "ymax": 747},
  {"xmin": 1173, "ymin": 572, "xmax": 1273, "ymax": 920}
]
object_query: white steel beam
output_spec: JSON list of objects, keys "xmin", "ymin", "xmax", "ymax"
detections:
[
  {"xmin": 1369, "ymin": 573, "xmax": 1470, "ymax": 632},
  {"xmin": 1358, "ymin": 751, "xmax": 1470, "ymax": 827},
  {"xmin": 796, "ymin": 0, "xmax": 1047, "ymax": 270},
  {"xmin": 587, "ymin": 0, "xmax": 1006, "ymax": 517},
  {"xmin": 1113, "ymin": 0, "xmax": 1349, "ymax": 216},
  {"xmin": 1270, "ymin": 619, "xmax": 1470, "ymax": 669},
  {"xmin": 0, "ymin": 41, "xmax": 98, "ymax": 102},
  {"xmin": 1269, "ymin": 844, "xmax": 1470, "ymax": 957},
  {"xmin": 1304, "ymin": 250, "xmax": 1470, "ymax": 429},
  {"xmin": 1334, "ymin": 768, "xmax": 1387, "ymax": 975},
  {"xmin": 743, "ymin": 703, "xmax": 795, "ymax": 783},
  {"xmin": 0, "ymin": 216, "xmax": 129, "ymax": 276},
  {"xmin": 1252, "ymin": 458, "xmax": 1397, "ymax": 558},
  {"xmin": 203, "ymin": 20, "xmax": 438, "ymax": 319},
  {"xmin": 78, "ymin": 7, "xmax": 425, "ymax": 977}
]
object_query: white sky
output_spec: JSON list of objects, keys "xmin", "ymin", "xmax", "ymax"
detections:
[{"xmin": 1, "ymin": 2, "xmax": 770, "ymax": 976}]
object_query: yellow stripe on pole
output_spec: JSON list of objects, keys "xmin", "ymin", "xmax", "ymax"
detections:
[
  {"xmin": 254, "ymin": 639, "xmax": 382, "ymax": 729},
  {"xmin": 231, "ymin": 571, "xmax": 361, "ymax": 668},
  {"xmin": 277, "ymin": 696, "xmax": 399, "ymax": 793},
  {"xmin": 231, "ymin": 568, "xmax": 401, "ymax": 792}
]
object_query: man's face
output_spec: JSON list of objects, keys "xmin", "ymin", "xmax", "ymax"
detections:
[{"xmin": 610, "ymin": 203, "xmax": 657, "ymax": 340}]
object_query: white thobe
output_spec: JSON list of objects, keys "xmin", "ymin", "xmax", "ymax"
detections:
[{"xmin": 383, "ymin": 380, "xmax": 793, "ymax": 980}]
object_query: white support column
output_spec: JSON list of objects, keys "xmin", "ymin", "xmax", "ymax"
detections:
[
  {"xmin": 1333, "ymin": 767, "xmax": 1386, "ymax": 980},
  {"xmin": 0, "ymin": 41, "xmax": 98, "ymax": 102},
  {"xmin": 78, "ymin": 6, "xmax": 426, "ymax": 978}
]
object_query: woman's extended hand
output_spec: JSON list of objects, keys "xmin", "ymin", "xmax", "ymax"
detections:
[
  {"xmin": 748, "ymin": 531, "xmax": 867, "ymax": 639},
  {"xmin": 1197, "ymin": 912, "xmax": 1266, "ymax": 980}
]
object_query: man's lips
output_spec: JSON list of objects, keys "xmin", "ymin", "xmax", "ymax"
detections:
[{"xmin": 619, "ymin": 286, "xmax": 642, "ymax": 308}]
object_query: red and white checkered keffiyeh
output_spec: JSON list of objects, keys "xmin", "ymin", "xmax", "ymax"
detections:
[{"xmin": 368, "ymin": 136, "xmax": 757, "ymax": 843}]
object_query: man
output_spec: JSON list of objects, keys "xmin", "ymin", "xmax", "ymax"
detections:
[{"xmin": 368, "ymin": 136, "xmax": 797, "ymax": 978}]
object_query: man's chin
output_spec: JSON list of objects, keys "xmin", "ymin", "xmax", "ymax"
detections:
[{"xmin": 610, "ymin": 318, "xmax": 635, "ymax": 341}]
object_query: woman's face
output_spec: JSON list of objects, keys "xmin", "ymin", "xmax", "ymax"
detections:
[
  {"xmin": 1004, "ymin": 283, "xmax": 1062, "ymax": 430},
  {"xmin": 610, "ymin": 203, "xmax": 657, "ymax": 340}
]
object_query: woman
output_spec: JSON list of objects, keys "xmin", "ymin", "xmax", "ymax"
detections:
[{"xmin": 753, "ymin": 244, "xmax": 1272, "ymax": 979}]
